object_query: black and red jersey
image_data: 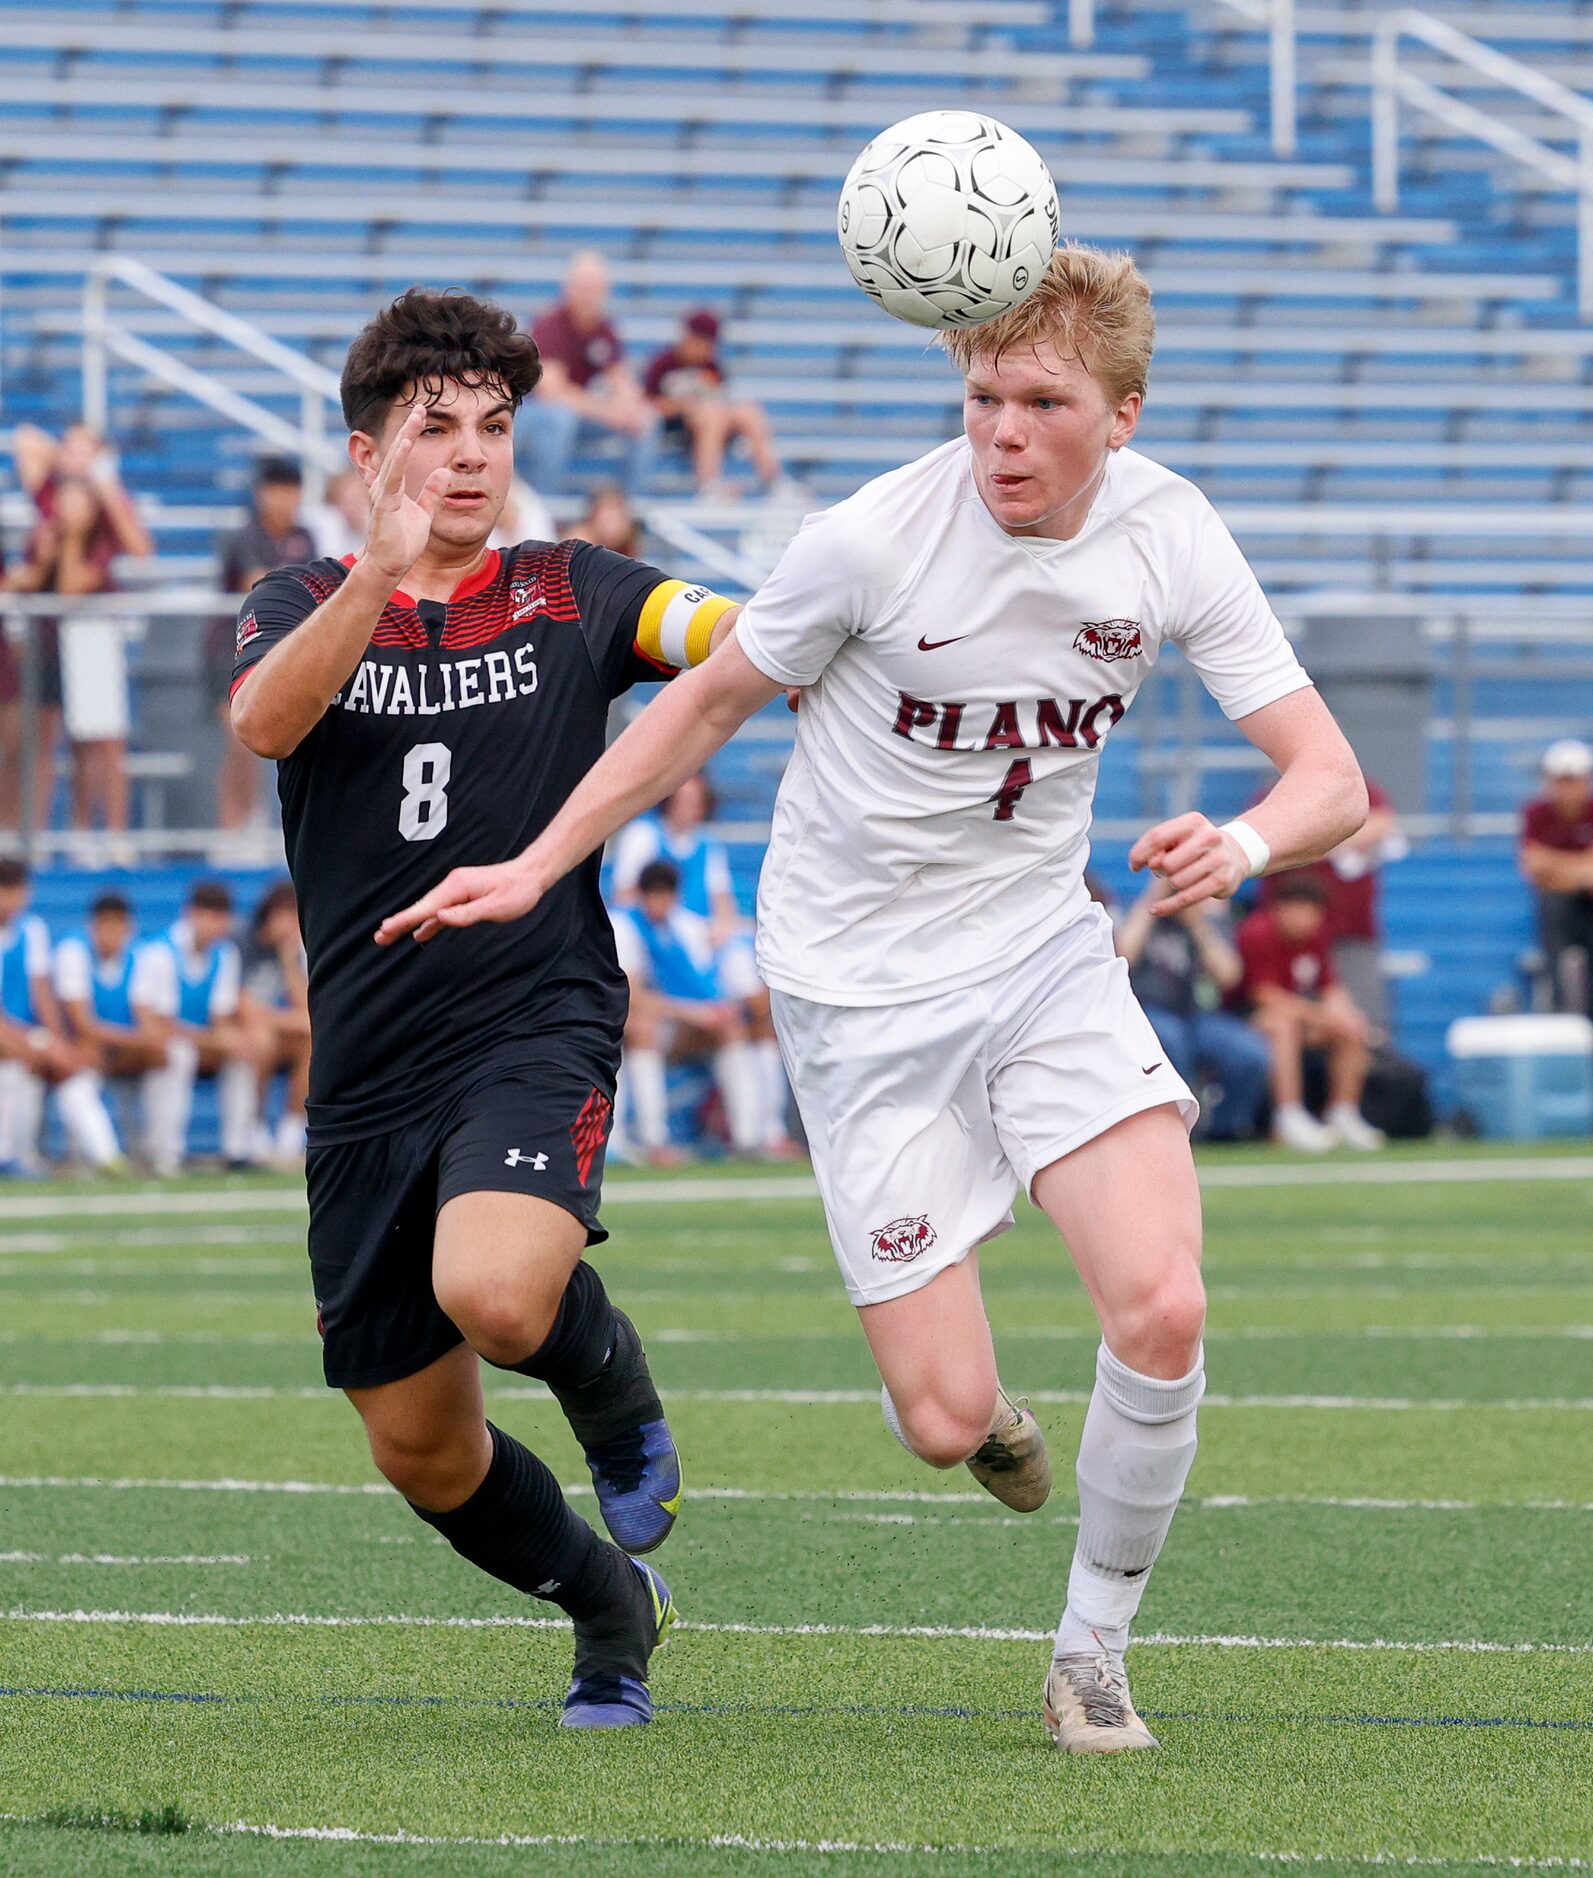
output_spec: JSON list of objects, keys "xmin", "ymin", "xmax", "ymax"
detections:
[{"xmin": 232, "ymin": 538, "xmax": 682, "ymax": 1143}]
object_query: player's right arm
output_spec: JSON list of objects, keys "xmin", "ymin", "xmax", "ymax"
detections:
[
  {"xmin": 378, "ymin": 631, "xmax": 782, "ymax": 942},
  {"xmin": 232, "ymin": 407, "xmax": 447, "ymax": 758},
  {"xmin": 377, "ymin": 505, "xmax": 868, "ymax": 944}
]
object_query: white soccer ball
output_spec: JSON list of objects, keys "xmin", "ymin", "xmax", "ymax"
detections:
[{"xmin": 836, "ymin": 110, "xmax": 1061, "ymax": 331}]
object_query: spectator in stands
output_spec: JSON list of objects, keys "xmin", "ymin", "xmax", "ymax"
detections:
[
  {"xmin": 565, "ymin": 485, "xmax": 644, "ymax": 558},
  {"xmin": 140, "ymin": 881, "xmax": 267, "ymax": 1173},
  {"xmin": 524, "ymin": 251, "xmax": 659, "ymax": 496},
  {"xmin": 1116, "ymin": 873, "xmax": 1271, "ymax": 1142},
  {"xmin": 643, "ymin": 309, "xmax": 785, "ymax": 499},
  {"xmin": 612, "ymin": 775, "xmax": 795, "ymax": 1154},
  {"xmin": 1233, "ymin": 874, "xmax": 1384, "ymax": 1153},
  {"xmin": 490, "ymin": 475, "xmax": 557, "ymax": 550},
  {"xmin": 301, "ymin": 469, "xmax": 370, "ymax": 562},
  {"xmin": 0, "ymin": 477, "xmax": 131, "ymax": 839},
  {"xmin": 1261, "ymin": 780, "xmax": 1404, "ymax": 1033},
  {"xmin": 611, "ymin": 859, "xmax": 763, "ymax": 1164},
  {"xmin": 54, "ymin": 890, "xmax": 171, "ymax": 1166},
  {"xmin": 238, "ymin": 880, "xmax": 311, "ymax": 1165},
  {"xmin": 212, "ymin": 459, "xmax": 317, "ymax": 831},
  {"xmin": 1518, "ymin": 737, "xmax": 1593, "ymax": 1018},
  {"xmin": 11, "ymin": 422, "xmax": 153, "ymax": 565},
  {"xmin": 0, "ymin": 860, "xmax": 122, "ymax": 1173}
]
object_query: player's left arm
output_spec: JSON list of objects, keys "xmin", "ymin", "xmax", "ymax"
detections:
[{"xmin": 1132, "ymin": 687, "xmax": 1368, "ymax": 917}]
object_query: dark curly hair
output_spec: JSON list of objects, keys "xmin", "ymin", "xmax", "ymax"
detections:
[{"xmin": 340, "ymin": 288, "xmax": 543, "ymax": 436}]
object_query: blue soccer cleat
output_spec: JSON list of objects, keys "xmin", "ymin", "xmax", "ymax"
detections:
[
  {"xmin": 560, "ymin": 1559, "xmax": 676, "ymax": 1730},
  {"xmin": 551, "ymin": 1310, "xmax": 682, "ymax": 1555}
]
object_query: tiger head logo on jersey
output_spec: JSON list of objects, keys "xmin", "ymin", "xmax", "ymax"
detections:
[
  {"xmin": 869, "ymin": 1215, "xmax": 937, "ymax": 1263},
  {"xmin": 1074, "ymin": 621, "xmax": 1143, "ymax": 663}
]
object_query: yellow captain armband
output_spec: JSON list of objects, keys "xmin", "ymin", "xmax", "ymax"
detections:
[{"xmin": 635, "ymin": 579, "xmax": 738, "ymax": 671}]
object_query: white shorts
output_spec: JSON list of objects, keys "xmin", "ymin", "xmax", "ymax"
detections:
[{"xmin": 770, "ymin": 903, "xmax": 1197, "ymax": 1308}]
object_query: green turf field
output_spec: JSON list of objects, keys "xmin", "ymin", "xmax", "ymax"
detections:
[{"xmin": 1, "ymin": 1146, "xmax": 1590, "ymax": 1875}]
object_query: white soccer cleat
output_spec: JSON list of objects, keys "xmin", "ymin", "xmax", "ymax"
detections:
[
  {"xmin": 1044, "ymin": 1642, "xmax": 1159, "ymax": 1754},
  {"xmin": 966, "ymin": 1386, "xmax": 1051, "ymax": 1512},
  {"xmin": 1272, "ymin": 1101, "xmax": 1336, "ymax": 1152},
  {"xmin": 1324, "ymin": 1103, "xmax": 1387, "ymax": 1151}
]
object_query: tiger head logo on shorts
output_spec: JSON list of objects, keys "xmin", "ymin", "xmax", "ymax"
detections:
[
  {"xmin": 869, "ymin": 1215, "xmax": 937, "ymax": 1263},
  {"xmin": 1074, "ymin": 620, "xmax": 1142, "ymax": 663}
]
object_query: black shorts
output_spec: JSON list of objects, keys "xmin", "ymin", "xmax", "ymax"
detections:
[{"xmin": 305, "ymin": 1039, "xmax": 617, "ymax": 1390}]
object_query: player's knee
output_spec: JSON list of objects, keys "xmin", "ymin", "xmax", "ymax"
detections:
[
  {"xmin": 1109, "ymin": 1267, "xmax": 1206, "ymax": 1378},
  {"xmin": 440, "ymin": 1276, "xmax": 561, "ymax": 1369},
  {"xmin": 895, "ymin": 1391, "xmax": 995, "ymax": 1469}
]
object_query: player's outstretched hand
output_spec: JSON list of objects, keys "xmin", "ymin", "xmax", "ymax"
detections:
[
  {"xmin": 1129, "ymin": 812, "xmax": 1249, "ymax": 916},
  {"xmin": 360, "ymin": 405, "xmax": 452, "ymax": 581},
  {"xmin": 374, "ymin": 860, "xmax": 544, "ymax": 947}
]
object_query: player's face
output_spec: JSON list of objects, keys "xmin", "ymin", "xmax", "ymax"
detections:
[
  {"xmin": 91, "ymin": 911, "xmax": 130, "ymax": 960},
  {"xmin": 0, "ymin": 884, "xmax": 27, "ymax": 924},
  {"xmin": 188, "ymin": 906, "xmax": 232, "ymax": 949},
  {"xmin": 374, "ymin": 382, "xmax": 515, "ymax": 553},
  {"xmin": 962, "ymin": 340, "xmax": 1140, "ymax": 540}
]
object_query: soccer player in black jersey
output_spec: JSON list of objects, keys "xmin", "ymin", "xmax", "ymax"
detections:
[{"xmin": 230, "ymin": 289, "xmax": 740, "ymax": 1728}]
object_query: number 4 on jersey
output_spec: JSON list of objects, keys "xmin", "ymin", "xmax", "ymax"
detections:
[
  {"xmin": 400, "ymin": 742, "xmax": 451, "ymax": 841},
  {"xmin": 992, "ymin": 758, "xmax": 1033, "ymax": 822}
]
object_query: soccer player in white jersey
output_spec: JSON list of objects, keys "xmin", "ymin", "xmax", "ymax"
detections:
[{"xmin": 379, "ymin": 245, "xmax": 1369, "ymax": 1753}]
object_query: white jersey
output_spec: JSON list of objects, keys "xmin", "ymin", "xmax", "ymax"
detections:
[{"xmin": 736, "ymin": 438, "xmax": 1310, "ymax": 1007}]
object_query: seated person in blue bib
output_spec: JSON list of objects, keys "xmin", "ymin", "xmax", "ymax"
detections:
[
  {"xmin": 611, "ymin": 775, "xmax": 794, "ymax": 1156},
  {"xmin": 0, "ymin": 859, "xmax": 121, "ymax": 1172},
  {"xmin": 54, "ymin": 890, "xmax": 173, "ymax": 1165},
  {"xmin": 610, "ymin": 859, "xmax": 762, "ymax": 1164},
  {"xmin": 139, "ymin": 880, "xmax": 268, "ymax": 1173}
]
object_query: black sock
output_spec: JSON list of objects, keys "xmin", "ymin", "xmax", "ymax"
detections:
[
  {"xmin": 511, "ymin": 1260, "xmax": 618, "ymax": 1390},
  {"xmin": 409, "ymin": 1422, "xmax": 624, "ymax": 1622}
]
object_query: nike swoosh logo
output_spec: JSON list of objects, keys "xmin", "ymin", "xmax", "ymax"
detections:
[
  {"xmin": 1142, "ymin": 1063, "xmax": 1162, "ymax": 1075},
  {"xmin": 917, "ymin": 633, "xmax": 970, "ymax": 651}
]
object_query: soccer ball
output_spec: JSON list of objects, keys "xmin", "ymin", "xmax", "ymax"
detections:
[{"xmin": 836, "ymin": 111, "xmax": 1060, "ymax": 331}]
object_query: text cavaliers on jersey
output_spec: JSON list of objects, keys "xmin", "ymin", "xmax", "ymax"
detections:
[{"xmin": 231, "ymin": 539, "xmax": 693, "ymax": 1143}]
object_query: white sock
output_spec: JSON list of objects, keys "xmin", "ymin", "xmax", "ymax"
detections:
[
  {"xmin": 1055, "ymin": 1341, "xmax": 1205, "ymax": 1658},
  {"xmin": 713, "ymin": 1041, "xmax": 763, "ymax": 1153},
  {"xmin": 220, "ymin": 1059, "xmax": 261, "ymax": 1162},
  {"xmin": 55, "ymin": 1070, "xmax": 121, "ymax": 1167},
  {"xmin": 621, "ymin": 1048, "xmax": 669, "ymax": 1151},
  {"xmin": 880, "ymin": 1383, "xmax": 913, "ymax": 1454},
  {"xmin": 754, "ymin": 1037, "xmax": 789, "ymax": 1146},
  {"xmin": 10, "ymin": 1067, "xmax": 44, "ymax": 1172},
  {"xmin": 0, "ymin": 1060, "xmax": 24, "ymax": 1163},
  {"xmin": 273, "ymin": 1111, "xmax": 306, "ymax": 1160},
  {"xmin": 142, "ymin": 1037, "xmax": 197, "ymax": 1174}
]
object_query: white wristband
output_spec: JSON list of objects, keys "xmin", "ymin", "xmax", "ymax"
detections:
[{"xmin": 1220, "ymin": 817, "xmax": 1271, "ymax": 879}]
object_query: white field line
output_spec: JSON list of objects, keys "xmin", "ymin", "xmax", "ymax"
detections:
[
  {"xmin": 6, "ymin": 1607, "xmax": 1593, "ymax": 1657},
  {"xmin": 6, "ymin": 1382, "xmax": 1590, "ymax": 1412},
  {"xmin": 0, "ymin": 1154, "xmax": 1589, "ymax": 1225},
  {"xmin": 0, "ymin": 1475, "xmax": 1587, "ymax": 1515},
  {"xmin": 8, "ymin": 1324, "xmax": 1593, "ymax": 1348},
  {"xmin": 0, "ymin": 1552, "xmax": 251, "ymax": 1566},
  {"xmin": 0, "ymin": 1226, "xmax": 297, "ymax": 1254},
  {"xmin": 0, "ymin": 1816, "xmax": 1584, "ymax": 1870}
]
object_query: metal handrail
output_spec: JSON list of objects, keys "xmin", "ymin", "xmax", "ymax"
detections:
[
  {"xmin": 82, "ymin": 257, "xmax": 344, "ymax": 503},
  {"xmin": 1069, "ymin": 0, "xmax": 1297, "ymax": 156},
  {"xmin": 1372, "ymin": 8, "xmax": 1593, "ymax": 318}
]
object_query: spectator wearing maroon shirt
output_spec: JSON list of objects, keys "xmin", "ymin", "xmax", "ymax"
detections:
[
  {"xmin": 1260, "ymin": 779, "xmax": 1402, "ymax": 1031},
  {"xmin": 1234, "ymin": 875, "xmax": 1383, "ymax": 1153},
  {"xmin": 1519, "ymin": 738, "xmax": 1593, "ymax": 1017},
  {"xmin": 11, "ymin": 421, "xmax": 154, "ymax": 567},
  {"xmin": 644, "ymin": 309, "xmax": 784, "ymax": 498},
  {"xmin": 523, "ymin": 252, "xmax": 659, "ymax": 497}
]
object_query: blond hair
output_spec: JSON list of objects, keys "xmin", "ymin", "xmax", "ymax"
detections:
[{"xmin": 940, "ymin": 242, "xmax": 1155, "ymax": 408}]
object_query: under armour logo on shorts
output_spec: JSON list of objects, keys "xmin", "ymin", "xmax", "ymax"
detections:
[{"xmin": 505, "ymin": 1148, "xmax": 549, "ymax": 1170}]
